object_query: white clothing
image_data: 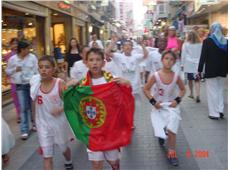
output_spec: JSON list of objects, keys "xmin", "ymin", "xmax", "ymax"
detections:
[
  {"xmin": 172, "ymin": 59, "xmax": 181, "ymax": 74},
  {"xmin": 30, "ymin": 74, "xmax": 41, "ymax": 101},
  {"xmin": 112, "ymin": 52, "xmax": 143, "ymax": 94},
  {"xmin": 206, "ymin": 77, "xmax": 225, "ymax": 117},
  {"xmin": 104, "ymin": 59, "xmax": 122, "ymax": 77},
  {"xmin": 6, "ymin": 53, "xmax": 38, "ymax": 84},
  {"xmin": 146, "ymin": 47, "xmax": 159, "ymax": 52},
  {"xmin": 92, "ymin": 77, "xmax": 107, "ymax": 85},
  {"xmin": 150, "ymin": 72, "xmax": 181, "ymax": 139},
  {"xmin": 2, "ymin": 118, "xmax": 15, "ymax": 155},
  {"xmin": 88, "ymin": 149, "xmax": 120, "ymax": 161},
  {"xmin": 41, "ymin": 142, "xmax": 68, "ymax": 158},
  {"xmin": 151, "ymin": 105, "xmax": 181, "ymax": 139},
  {"xmin": 87, "ymin": 76, "xmax": 120, "ymax": 161},
  {"xmin": 89, "ymin": 40, "xmax": 104, "ymax": 49},
  {"xmin": 35, "ymin": 78, "xmax": 71, "ymax": 148},
  {"xmin": 70, "ymin": 60, "xmax": 88, "ymax": 80},
  {"xmin": 181, "ymin": 42, "xmax": 202, "ymax": 73},
  {"xmin": 146, "ymin": 51, "xmax": 162, "ymax": 73}
]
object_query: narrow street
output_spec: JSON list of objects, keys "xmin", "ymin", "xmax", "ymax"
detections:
[{"xmin": 3, "ymin": 81, "xmax": 228, "ymax": 170}]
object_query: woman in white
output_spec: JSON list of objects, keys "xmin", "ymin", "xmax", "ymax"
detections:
[{"xmin": 181, "ymin": 31, "xmax": 202, "ymax": 102}]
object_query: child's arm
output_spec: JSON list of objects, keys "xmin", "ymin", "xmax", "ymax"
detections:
[
  {"xmin": 51, "ymin": 80, "xmax": 66, "ymax": 117},
  {"xmin": 144, "ymin": 75, "xmax": 161, "ymax": 109},
  {"xmin": 113, "ymin": 77, "xmax": 131, "ymax": 87},
  {"xmin": 32, "ymin": 100, "xmax": 36, "ymax": 122},
  {"xmin": 170, "ymin": 76, "xmax": 186, "ymax": 107},
  {"xmin": 66, "ymin": 79, "xmax": 80, "ymax": 88}
]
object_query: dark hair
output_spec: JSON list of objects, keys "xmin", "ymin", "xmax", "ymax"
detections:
[
  {"xmin": 122, "ymin": 39, "xmax": 133, "ymax": 46},
  {"xmin": 161, "ymin": 50, "xmax": 177, "ymax": 60},
  {"xmin": 38, "ymin": 55, "xmax": 56, "ymax": 67},
  {"xmin": 67, "ymin": 37, "xmax": 80, "ymax": 54},
  {"xmin": 17, "ymin": 40, "xmax": 30, "ymax": 53},
  {"xmin": 86, "ymin": 48, "xmax": 104, "ymax": 60},
  {"xmin": 9, "ymin": 38, "xmax": 18, "ymax": 45}
]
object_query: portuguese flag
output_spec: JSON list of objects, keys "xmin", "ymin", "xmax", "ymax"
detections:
[{"xmin": 63, "ymin": 72, "xmax": 134, "ymax": 151}]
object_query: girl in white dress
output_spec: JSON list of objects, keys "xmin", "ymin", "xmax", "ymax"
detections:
[
  {"xmin": 31, "ymin": 56, "xmax": 73, "ymax": 170},
  {"xmin": 144, "ymin": 50, "xmax": 185, "ymax": 166}
]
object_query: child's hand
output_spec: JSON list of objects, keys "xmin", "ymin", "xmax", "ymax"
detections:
[
  {"xmin": 154, "ymin": 102, "xmax": 162, "ymax": 109},
  {"xmin": 113, "ymin": 77, "xmax": 131, "ymax": 86},
  {"xmin": 169, "ymin": 100, "xmax": 177, "ymax": 108},
  {"xmin": 66, "ymin": 79, "xmax": 79, "ymax": 87}
]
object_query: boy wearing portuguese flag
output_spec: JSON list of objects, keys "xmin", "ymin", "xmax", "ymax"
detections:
[{"xmin": 64, "ymin": 48, "xmax": 134, "ymax": 170}]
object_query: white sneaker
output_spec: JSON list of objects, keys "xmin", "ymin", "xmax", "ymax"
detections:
[{"xmin": 21, "ymin": 133, "xmax": 28, "ymax": 140}]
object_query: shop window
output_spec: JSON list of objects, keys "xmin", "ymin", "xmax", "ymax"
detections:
[{"xmin": 53, "ymin": 23, "xmax": 66, "ymax": 53}]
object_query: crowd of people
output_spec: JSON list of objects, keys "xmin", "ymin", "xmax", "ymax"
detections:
[{"xmin": 2, "ymin": 22, "xmax": 228, "ymax": 169}]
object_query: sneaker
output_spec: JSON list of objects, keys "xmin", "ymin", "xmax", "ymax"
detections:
[
  {"xmin": 168, "ymin": 157, "xmax": 179, "ymax": 166},
  {"xmin": 21, "ymin": 133, "xmax": 29, "ymax": 140},
  {"xmin": 65, "ymin": 163, "xmax": 74, "ymax": 170},
  {"xmin": 188, "ymin": 95, "xmax": 194, "ymax": 99},
  {"xmin": 208, "ymin": 116, "xmax": 219, "ymax": 120},
  {"xmin": 158, "ymin": 138, "xmax": 165, "ymax": 146},
  {"xmin": 220, "ymin": 113, "xmax": 224, "ymax": 119}
]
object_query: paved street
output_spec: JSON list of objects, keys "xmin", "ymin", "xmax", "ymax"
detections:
[{"xmin": 2, "ymin": 80, "xmax": 228, "ymax": 170}]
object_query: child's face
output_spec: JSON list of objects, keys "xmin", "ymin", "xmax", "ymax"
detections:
[
  {"xmin": 86, "ymin": 52, "xmax": 105, "ymax": 76},
  {"xmin": 122, "ymin": 42, "xmax": 132, "ymax": 55},
  {"xmin": 161, "ymin": 54, "xmax": 176, "ymax": 70},
  {"xmin": 38, "ymin": 60, "xmax": 55, "ymax": 80}
]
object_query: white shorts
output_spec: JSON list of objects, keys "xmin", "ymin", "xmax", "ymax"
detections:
[
  {"xmin": 87, "ymin": 149, "xmax": 120, "ymax": 161},
  {"xmin": 41, "ymin": 142, "xmax": 68, "ymax": 158}
]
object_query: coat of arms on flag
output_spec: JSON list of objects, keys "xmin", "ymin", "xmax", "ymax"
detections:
[{"xmin": 63, "ymin": 82, "xmax": 135, "ymax": 151}]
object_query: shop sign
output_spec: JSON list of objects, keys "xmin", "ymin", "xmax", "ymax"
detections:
[{"xmin": 58, "ymin": 1, "xmax": 71, "ymax": 11}]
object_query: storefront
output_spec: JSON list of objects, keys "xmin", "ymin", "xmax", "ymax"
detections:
[
  {"xmin": 50, "ymin": 9, "xmax": 72, "ymax": 54},
  {"xmin": 2, "ymin": 1, "xmax": 47, "ymax": 95}
]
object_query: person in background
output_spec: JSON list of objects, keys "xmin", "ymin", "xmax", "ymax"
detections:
[
  {"xmin": 2, "ymin": 118, "xmax": 15, "ymax": 166},
  {"xmin": 166, "ymin": 26, "xmax": 183, "ymax": 74},
  {"xmin": 6, "ymin": 40, "xmax": 38, "ymax": 140},
  {"xmin": 157, "ymin": 26, "xmax": 169, "ymax": 53},
  {"xmin": 89, "ymin": 33, "xmax": 104, "ymax": 49},
  {"xmin": 198, "ymin": 22, "xmax": 228, "ymax": 120},
  {"xmin": 4, "ymin": 38, "xmax": 21, "ymax": 123},
  {"xmin": 70, "ymin": 45, "xmax": 90, "ymax": 81},
  {"xmin": 181, "ymin": 31, "xmax": 202, "ymax": 103},
  {"xmin": 65, "ymin": 38, "xmax": 81, "ymax": 76}
]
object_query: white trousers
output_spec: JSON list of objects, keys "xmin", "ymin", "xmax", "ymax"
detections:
[{"xmin": 206, "ymin": 77, "xmax": 225, "ymax": 117}]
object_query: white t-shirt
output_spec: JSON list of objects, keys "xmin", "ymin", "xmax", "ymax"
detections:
[
  {"xmin": 104, "ymin": 59, "xmax": 122, "ymax": 77},
  {"xmin": 181, "ymin": 42, "xmax": 202, "ymax": 73},
  {"xmin": 112, "ymin": 52, "xmax": 143, "ymax": 94},
  {"xmin": 89, "ymin": 40, "xmax": 104, "ymax": 49},
  {"xmin": 6, "ymin": 53, "xmax": 38, "ymax": 84},
  {"xmin": 92, "ymin": 77, "xmax": 107, "ymax": 85},
  {"xmin": 70, "ymin": 60, "xmax": 88, "ymax": 81},
  {"xmin": 146, "ymin": 51, "xmax": 162, "ymax": 74}
]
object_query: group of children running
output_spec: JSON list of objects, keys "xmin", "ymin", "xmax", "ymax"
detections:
[{"xmin": 30, "ymin": 38, "xmax": 185, "ymax": 170}]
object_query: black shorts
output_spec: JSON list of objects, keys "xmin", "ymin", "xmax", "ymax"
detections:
[{"xmin": 187, "ymin": 73, "xmax": 200, "ymax": 81}]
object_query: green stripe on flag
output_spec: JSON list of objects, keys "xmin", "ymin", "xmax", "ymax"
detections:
[{"xmin": 63, "ymin": 86, "xmax": 93, "ymax": 147}]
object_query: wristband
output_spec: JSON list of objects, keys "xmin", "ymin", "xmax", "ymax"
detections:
[
  {"xmin": 174, "ymin": 96, "xmax": 181, "ymax": 104},
  {"xmin": 149, "ymin": 98, "xmax": 157, "ymax": 106}
]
